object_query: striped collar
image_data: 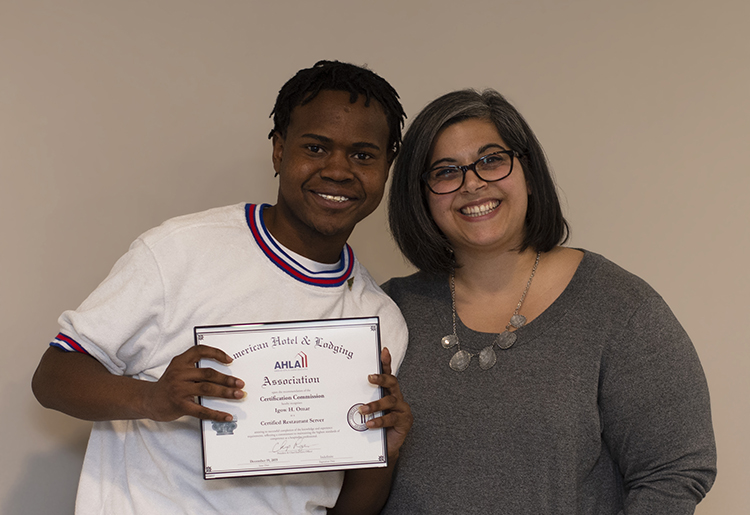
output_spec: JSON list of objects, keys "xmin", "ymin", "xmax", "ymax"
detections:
[{"xmin": 245, "ymin": 203, "xmax": 354, "ymax": 288}]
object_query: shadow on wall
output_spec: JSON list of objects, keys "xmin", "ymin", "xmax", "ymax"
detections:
[{"xmin": 3, "ymin": 412, "xmax": 89, "ymax": 515}]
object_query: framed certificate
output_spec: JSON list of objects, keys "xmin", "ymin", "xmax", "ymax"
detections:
[{"xmin": 194, "ymin": 317, "xmax": 387, "ymax": 479}]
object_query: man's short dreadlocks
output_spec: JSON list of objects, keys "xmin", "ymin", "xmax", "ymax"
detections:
[{"xmin": 269, "ymin": 60, "xmax": 406, "ymax": 157}]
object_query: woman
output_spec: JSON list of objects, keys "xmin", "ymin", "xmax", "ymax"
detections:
[{"xmin": 380, "ymin": 90, "xmax": 716, "ymax": 514}]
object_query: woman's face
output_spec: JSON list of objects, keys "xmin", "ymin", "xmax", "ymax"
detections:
[{"xmin": 426, "ymin": 118, "xmax": 529, "ymax": 257}]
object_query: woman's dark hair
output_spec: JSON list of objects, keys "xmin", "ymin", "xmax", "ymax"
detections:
[
  {"xmin": 388, "ymin": 89, "xmax": 569, "ymax": 275},
  {"xmin": 269, "ymin": 60, "xmax": 406, "ymax": 157}
]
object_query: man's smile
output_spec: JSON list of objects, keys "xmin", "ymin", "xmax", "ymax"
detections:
[{"xmin": 316, "ymin": 192, "xmax": 352, "ymax": 203}]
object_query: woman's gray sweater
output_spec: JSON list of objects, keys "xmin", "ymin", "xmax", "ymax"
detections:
[{"xmin": 381, "ymin": 251, "xmax": 716, "ymax": 514}]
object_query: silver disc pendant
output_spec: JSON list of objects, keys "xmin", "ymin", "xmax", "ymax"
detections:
[
  {"xmin": 478, "ymin": 346, "xmax": 497, "ymax": 370},
  {"xmin": 510, "ymin": 314, "xmax": 526, "ymax": 329},
  {"xmin": 449, "ymin": 349, "xmax": 472, "ymax": 371},
  {"xmin": 496, "ymin": 330, "xmax": 517, "ymax": 350},
  {"xmin": 441, "ymin": 334, "xmax": 458, "ymax": 349}
]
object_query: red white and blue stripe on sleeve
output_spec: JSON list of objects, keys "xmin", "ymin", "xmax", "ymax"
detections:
[
  {"xmin": 50, "ymin": 333, "xmax": 90, "ymax": 354},
  {"xmin": 246, "ymin": 203, "xmax": 354, "ymax": 288}
]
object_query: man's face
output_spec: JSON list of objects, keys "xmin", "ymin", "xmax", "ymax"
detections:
[{"xmin": 267, "ymin": 89, "xmax": 391, "ymax": 262}]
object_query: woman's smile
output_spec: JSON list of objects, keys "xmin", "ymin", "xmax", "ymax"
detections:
[{"xmin": 459, "ymin": 199, "xmax": 501, "ymax": 217}]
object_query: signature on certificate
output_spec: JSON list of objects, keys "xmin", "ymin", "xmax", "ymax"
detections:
[{"xmin": 271, "ymin": 437, "xmax": 316, "ymax": 455}]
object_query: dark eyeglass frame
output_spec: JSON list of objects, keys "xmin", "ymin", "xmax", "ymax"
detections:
[{"xmin": 421, "ymin": 149, "xmax": 521, "ymax": 195}]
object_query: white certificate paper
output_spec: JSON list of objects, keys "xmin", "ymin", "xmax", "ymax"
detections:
[{"xmin": 195, "ymin": 317, "xmax": 387, "ymax": 479}]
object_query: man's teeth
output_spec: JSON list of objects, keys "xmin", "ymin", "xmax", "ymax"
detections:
[
  {"xmin": 318, "ymin": 193, "xmax": 350, "ymax": 203},
  {"xmin": 461, "ymin": 200, "xmax": 500, "ymax": 217}
]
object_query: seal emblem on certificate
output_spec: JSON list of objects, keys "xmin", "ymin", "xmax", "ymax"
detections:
[{"xmin": 194, "ymin": 317, "xmax": 387, "ymax": 479}]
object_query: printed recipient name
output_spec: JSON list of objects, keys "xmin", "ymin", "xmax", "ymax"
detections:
[{"xmin": 262, "ymin": 375, "xmax": 320, "ymax": 388}]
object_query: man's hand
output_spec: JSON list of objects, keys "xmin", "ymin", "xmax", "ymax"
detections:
[
  {"xmin": 32, "ymin": 345, "xmax": 245, "ymax": 422},
  {"xmin": 357, "ymin": 347, "xmax": 413, "ymax": 459},
  {"xmin": 142, "ymin": 345, "xmax": 245, "ymax": 422}
]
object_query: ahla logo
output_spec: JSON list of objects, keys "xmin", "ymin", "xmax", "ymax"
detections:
[{"xmin": 274, "ymin": 351, "xmax": 308, "ymax": 370}]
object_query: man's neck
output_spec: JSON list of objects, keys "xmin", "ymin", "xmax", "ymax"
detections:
[{"xmin": 262, "ymin": 204, "xmax": 348, "ymax": 264}]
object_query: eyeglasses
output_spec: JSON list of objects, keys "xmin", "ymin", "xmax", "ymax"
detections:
[{"xmin": 421, "ymin": 150, "xmax": 521, "ymax": 195}]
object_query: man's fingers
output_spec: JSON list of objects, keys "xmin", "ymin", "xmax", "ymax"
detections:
[
  {"xmin": 176, "ymin": 344, "xmax": 234, "ymax": 366},
  {"xmin": 361, "ymin": 353, "xmax": 406, "ymax": 418},
  {"xmin": 360, "ymin": 393, "xmax": 398, "ymax": 415},
  {"xmin": 367, "ymin": 372, "xmax": 401, "ymax": 397},
  {"xmin": 148, "ymin": 350, "xmax": 245, "ymax": 422},
  {"xmin": 193, "ymin": 380, "xmax": 245, "ymax": 400},
  {"xmin": 380, "ymin": 347, "xmax": 393, "ymax": 376},
  {"xmin": 366, "ymin": 411, "xmax": 397, "ymax": 429},
  {"xmin": 365, "ymin": 410, "xmax": 413, "ymax": 431},
  {"xmin": 179, "ymin": 399, "xmax": 235, "ymax": 422},
  {"xmin": 194, "ymin": 404, "xmax": 235, "ymax": 422},
  {"xmin": 191, "ymin": 366, "xmax": 245, "ymax": 389},
  {"xmin": 171, "ymin": 367, "xmax": 245, "ymax": 400},
  {"xmin": 162, "ymin": 365, "xmax": 245, "ymax": 394}
]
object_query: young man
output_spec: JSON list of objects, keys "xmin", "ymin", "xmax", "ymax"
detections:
[{"xmin": 32, "ymin": 60, "xmax": 411, "ymax": 514}]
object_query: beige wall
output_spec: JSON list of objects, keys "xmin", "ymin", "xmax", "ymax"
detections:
[{"xmin": 2, "ymin": 1, "xmax": 747, "ymax": 512}]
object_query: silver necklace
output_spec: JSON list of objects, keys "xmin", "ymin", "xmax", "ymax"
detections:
[{"xmin": 441, "ymin": 251, "xmax": 541, "ymax": 371}]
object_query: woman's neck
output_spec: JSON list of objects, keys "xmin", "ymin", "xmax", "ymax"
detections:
[
  {"xmin": 450, "ymin": 246, "xmax": 583, "ymax": 334},
  {"xmin": 453, "ymin": 247, "xmax": 539, "ymax": 295}
]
